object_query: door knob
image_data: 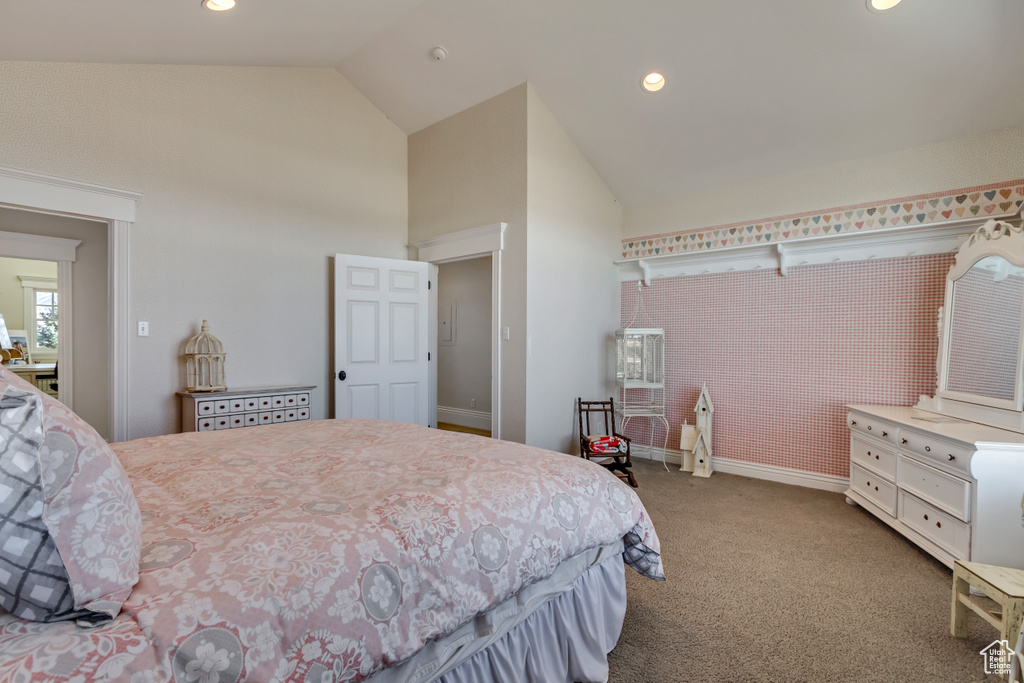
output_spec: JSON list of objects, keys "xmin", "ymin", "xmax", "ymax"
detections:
[{"xmin": 338, "ymin": 370, "xmax": 347, "ymax": 381}]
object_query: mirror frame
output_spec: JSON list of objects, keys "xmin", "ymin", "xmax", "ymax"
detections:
[{"xmin": 918, "ymin": 215, "xmax": 1024, "ymax": 432}]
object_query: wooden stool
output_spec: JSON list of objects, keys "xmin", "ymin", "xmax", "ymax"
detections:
[{"xmin": 951, "ymin": 560, "xmax": 1024, "ymax": 671}]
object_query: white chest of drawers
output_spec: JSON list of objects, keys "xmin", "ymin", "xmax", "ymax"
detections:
[
  {"xmin": 179, "ymin": 385, "xmax": 316, "ymax": 432},
  {"xmin": 846, "ymin": 405, "xmax": 1024, "ymax": 569}
]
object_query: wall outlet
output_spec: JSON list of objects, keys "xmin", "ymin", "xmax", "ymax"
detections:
[
  {"xmin": 470, "ymin": 399, "xmax": 476, "ymax": 409},
  {"xmin": 138, "ymin": 321, "xmax": 149, "ymax": 337}
]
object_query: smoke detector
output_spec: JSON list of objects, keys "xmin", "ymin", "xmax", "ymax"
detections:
[{"xmin": 431, "ymin": 46, "xmax": 448, "ymax": 61}]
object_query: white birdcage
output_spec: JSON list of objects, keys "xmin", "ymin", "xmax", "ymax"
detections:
[
  {"xmin": 184, "ymin": 320, "xmax": 226, "ymax": 392},
  {"xmin": 615, "ymin": 328, "xmax": 665, "ymax": 388}
]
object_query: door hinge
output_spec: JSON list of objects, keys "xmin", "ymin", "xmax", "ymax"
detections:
[
  {"xmin": 428, "ymin": 352, "xmax": 431, "ymax": 361},
  {"xmin": 428, "ymin": 281, "xmax": 431, "ymax": 290}
]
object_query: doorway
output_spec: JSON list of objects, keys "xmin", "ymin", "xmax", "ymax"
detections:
[
  {"xmin": 0, "ymin": 208, "xmax": 110, "ymax": 439},
  {"xmin": 436, "ymin": 256, "xmax": 492, "ymax": 437}
]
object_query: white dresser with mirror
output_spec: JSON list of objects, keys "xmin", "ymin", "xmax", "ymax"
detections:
[{"xmin": 846, "ymin": 215, "xmax": 1024, "ymax": 570}]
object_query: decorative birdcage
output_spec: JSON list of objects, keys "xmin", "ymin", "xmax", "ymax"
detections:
[
  {"xmin": 615, "ymin": 328, "xmax": 665, "ymax": 388},
  {"xmin": 184, "ymin": 320, "xmax": 226, "ymax": 392}
]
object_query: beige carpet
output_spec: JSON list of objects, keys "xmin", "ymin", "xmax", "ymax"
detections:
[{"xmin": 607, "ymin": 459, "xmax": 1003, "ymax": 682}]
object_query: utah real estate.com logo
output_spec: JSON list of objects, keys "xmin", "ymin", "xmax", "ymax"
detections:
[{"xmin": 981, "ymin": 640, "xmax": 1016, "ymax": 676}]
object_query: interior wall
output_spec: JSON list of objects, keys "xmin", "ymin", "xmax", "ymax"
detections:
[
  {"xmin": 0, "ymin": 61, "xmax": 408, "ymax": 438},
  {"xmin": 621, "ymin": 255, "xmax": 950, "ymax": 478},
  {"xmin": 0, "ymin": 208, "xmax": 110, "ymax": 439},
  {"xmin": 525, "ymin": 87, "xmax": 622, "ymax": 453},
  {"xmin": 0, "ymin": 256, "xmax": 56, "ymax": 330},
  {"xmin": 408, "ymin": 84, "xmax": 529, "ymax": 442},
  {"xmin": 623, "ymin": 123, "xmax": 1024, "ymax": 239},
  {"xmin": 436, "ymin": 256, "xmax": 492, "ymax": 417}
]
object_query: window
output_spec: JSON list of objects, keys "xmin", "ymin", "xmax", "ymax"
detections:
[{"xmin": 20, "ymin": 276, "xmax": 58, "ymax": 356}]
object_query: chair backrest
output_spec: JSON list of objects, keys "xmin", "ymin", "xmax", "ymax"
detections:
[{"xmin": 577, "ymin": 397, "xmax": 616, "ymax": 438}]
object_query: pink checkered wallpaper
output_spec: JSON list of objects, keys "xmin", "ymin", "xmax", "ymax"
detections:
[{"xmin": 619, "ymin": 254, "xmax": 952, "ymax": 479}]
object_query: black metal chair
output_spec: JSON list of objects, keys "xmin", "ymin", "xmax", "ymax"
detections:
[{"xmin": 577, "ymin": 397, "xmax": 636, "ymax": 487}]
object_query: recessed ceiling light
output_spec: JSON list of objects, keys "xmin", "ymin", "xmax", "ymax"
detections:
[
  {"xmin": 641, "ymin": 72, "xmax": 666, "ymax": 93},
  {"xmin": 866, "ymin": 0, "xmax": 902, "ymax": 12},
  {"xmin": 203, "ymin": 0, "xmax": 236, "ymax": 11}
]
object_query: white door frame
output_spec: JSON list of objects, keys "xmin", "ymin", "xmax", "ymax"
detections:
[
  {"xmin": 0, "ymin": 165, "xmax": 139, "ymax": 442},
  {"xmin": 412, "ymin": 223, "xmax": 505, "ymax": 439},
  {"xmin": 0, "ymin": 231, "xmax": 81, "ymax": 408}
]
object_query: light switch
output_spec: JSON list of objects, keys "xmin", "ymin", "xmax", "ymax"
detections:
[{"xmin": 138, "ymin": 321, "xmax": 149, "ymax": 337}]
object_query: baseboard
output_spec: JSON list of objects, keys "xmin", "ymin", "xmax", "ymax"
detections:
[
  {"xmin": 437, "ymin": 406, "xmax": 491, "ymax": 431},
  {"xmin": 631, "ymin": 445, "xmax": 849, "ymax": 493}
]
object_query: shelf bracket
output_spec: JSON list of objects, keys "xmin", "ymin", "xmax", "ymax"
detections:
[
  {"xmin": 637, "ymin": 258, "xmax": 652, "ymax": 286},
  {"xmin": 776, "ymin": 244, "xmax": 790, "ymax": 277}
]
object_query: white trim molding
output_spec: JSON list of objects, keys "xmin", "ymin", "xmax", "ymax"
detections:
[
  {"xmin": 437, "ymin": 406, "xmax": 493, "ymax": 432},
  {"xmin": 1, "ymin": 232, "xmax": 82, "ymax": 261},
  {"xmin": 615, "ymin": 217, "xmax": 990, "ymax": 282},
  {"xmin": 0, "ymin": 164, "xmax": 139, "ymax": 441},
  {"xmin": 412, "ymin": 223, "xmax": 506, "ymax": 264},
  {"xmin": 631, "ymin": 445, "xmax": 850, "ymax": 493}
]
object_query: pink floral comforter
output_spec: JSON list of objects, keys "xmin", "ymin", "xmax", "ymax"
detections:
[{"xmin": 0, "ymin": 419, "xmax": 662, "ymax": 682}]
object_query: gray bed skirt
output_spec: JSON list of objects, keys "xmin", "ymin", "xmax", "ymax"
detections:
[{"xmin": 370, "ymin": 541, "xmax": 628, "ymax": 683}]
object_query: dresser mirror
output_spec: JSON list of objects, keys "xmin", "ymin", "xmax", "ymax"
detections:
[{"xmin": 918, "ymin": 215, "xmax": 1024, "ymax": 432}]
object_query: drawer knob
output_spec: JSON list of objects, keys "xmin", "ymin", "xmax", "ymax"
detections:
[
  {"xmin": 948, "ymin": 454, "xmax": 955, "ymax": 461},
  {"xmin": 882, "ymin": 431, "xmax": 888, "ymax": 437},
  {"xmin": 867, "ymin": 426, "xmax": 872, "ymax": 431},
  {"xmin": 923, "ymin": 514, "xmax": 928, "ymax": 521},
  {"xmin": 925, "ymin": 446, "xmax": 931, "ymax": 452},
  {"xmin": 851, "ymin": 420, "xmax": 857, "ymax": 425},
  {"xmin": 937, "ymin": 522, "xmax": 941, "ymax": 528},
  {"xmin": 875, "ymin": 454, "xmax": 880, "ymax": 460},
  {"xmin": 874, "ymin": 486, "xmax": 879, "ymax": 491},
  {"xmin": 901, "ymin": 438, "xmax": 908, "ymax": 444}
]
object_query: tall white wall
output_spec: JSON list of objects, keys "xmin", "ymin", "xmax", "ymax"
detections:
[
  {"xmin": 437, "ymin": 256, "xmax": 492, "ymax": 416},
  {"xmin": 624, "ymin": 124, "xmax": 1024, "ymax": 238},
  {"xmin": 409, "ymin": 85, "xmax": 529, "ymax": 443},
  {"xmin": 0, "ymin": 62, "xmax": 408, "ymax": 438},
  {"xmin": 525, "ymin": 87, "xmax": 622, "ymax": 453},
  {"xmin": 0, "ymin": 209, "xmax": 110, "ymax": 438}
]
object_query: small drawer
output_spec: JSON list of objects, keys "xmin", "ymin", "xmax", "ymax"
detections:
[
  {"xmin": 272, "ymin": 410, "xmax": 286, "ymax": 423},
  {"xmin": 229, "ymin": 414, "xmax": 245, "ymax": 428},
  {"xmin": 258, "ymin": 411, "xmax": 274, "ymax": 424},
  {"xmin": 847, "ymin": 412, "xmax": 898, "ymax": 445},
  {"xmin": 214, "ymin": 400, "xmax": 231, "ymax": 414},
  {"xmin": 230, "ymin": 398, "xmax": 246, "ymax": 412},
  {"xmin": 272, "ymin": 395, "xmax": 286, "ymax": 408},
  {"xmin": 850, "ymin": 436, "xmax": 896, "ymax": 479},
  {"xmin": 898, "ymin": 490, "xmax": 970, "ymax": 560},
  {"xmin": 850, "ymin": 463, "xmax": 897, "ymax": 516},
  {"xmin": 197, "ymin": 418, "xmax": 216, "ymax": 431},
  {"xmin": 897, "ymin": 455, "xmax": 971, "ymax": 522},
  {"xmin": 297, "ymin": 393, "xmax": 310, "ymax": 406},
  {"xmin": 297, "ymin": 407, "xmax": 309, "ymax": 420},
  {"xmin": 244, "ymin": 398, "xmax": 259, "ymax": 411},
  {"xmin": 285, "ymin": 409, "xmax": 298, "ymax": 422},
  {"xmin": 258, "ymin": 396, "xmax": 273, "ymax": 410},
  {"xmin": 244, "ymin": 413, "xmax": 259, "ymax": 426},
  {"xmin": 285, "ymin": 395, "xmax": 297, "ymax": 407},
  {"xmin": 214, "ymin": 416, "xmax": 232, "ymax": 430},
  {"xmin": 896, "ymin": 429, "xmax": 972, "ymax": 477},
  {"xmin": 197, "ymin": 401, "xmax": 216, "ymax": 416}
]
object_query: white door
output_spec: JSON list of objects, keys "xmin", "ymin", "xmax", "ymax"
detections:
[{"xmin": 334, "ymin": 254, "xmax": 431, "ymax": 426}]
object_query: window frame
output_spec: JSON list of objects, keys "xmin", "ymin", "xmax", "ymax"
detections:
[{"xmin": 20, "ymin": 275, "xmax": 58, "ymax": 359}]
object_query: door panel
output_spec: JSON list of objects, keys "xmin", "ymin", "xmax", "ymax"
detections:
[{"xmin": 335, "ymin": 254, "xmax": 430, "ymax": 426}]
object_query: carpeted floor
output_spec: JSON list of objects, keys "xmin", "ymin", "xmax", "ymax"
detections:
[{"xmin": 607, "ymin": 459, "xmax": 1003, "ymax": 682}]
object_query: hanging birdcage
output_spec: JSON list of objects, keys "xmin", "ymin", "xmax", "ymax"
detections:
[{"xmin": 184, "ymin": 320, "xmax": 226, "ymax": 392}]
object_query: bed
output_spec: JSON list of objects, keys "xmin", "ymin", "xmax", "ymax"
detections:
[{"xmin": 0, "ymin": 366, "xmax": 663, "ymax": 682}]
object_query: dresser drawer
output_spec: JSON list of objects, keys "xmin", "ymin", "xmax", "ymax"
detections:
[
  {"xmin": 898, "ymin": 490, "xmax": 970, "ymax": 560},
  {"xmin": 197, "ymin": 400, "xmax": 216, "ymax": 416},
  {"xmin": 850, "ymin": 463, "xmax": 897, "ymax": 516},
  {"xmin": 847, "ymin": 413, "xmax": 898, "ymax": 445},
  {"xmin": 213, "ymin": 415, "xmax": 232, "ymax": 430},
  {"xmin": 851, "ymin": 436, "xmax": 896, "ymax": 479},
  {"xmin": 897, "ymin": 455, "xmax": 970, "ymax": 522},
  {"xmin": 895, "ymin": 429, "xmax": 972, "ymax": 477},
  {"xmin": 197, "ymin": 417, "xmax": 216, "ymax": 431},
  {"xmin": 229, "ymin": 398, "xmax": 246, "ymax": 413}
]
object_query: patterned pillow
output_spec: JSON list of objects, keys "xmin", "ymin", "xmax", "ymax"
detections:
[{"xmin": 0, "ymin": 367, "xmax": 141, "ymax": 622}]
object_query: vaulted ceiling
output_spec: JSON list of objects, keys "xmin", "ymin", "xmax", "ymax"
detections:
[{"xmin": 2, "ymin": 0, "xmax": 1023, "ymax": 206}]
